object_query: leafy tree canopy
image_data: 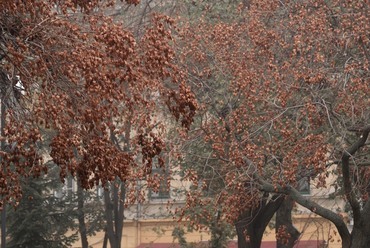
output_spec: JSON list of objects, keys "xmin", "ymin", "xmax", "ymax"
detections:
[
  {"xmin": 176, "ymin": 0, "xmax": 369, "ymax": 247},
  {"xmin": 0, "ymin": 0, "xmax": 196, "ymax": 208}
]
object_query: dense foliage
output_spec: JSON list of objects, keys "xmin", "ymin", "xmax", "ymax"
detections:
[
  {"xmin": 6, "ymin": 165, "xmax": 78, "ymax": 248},
  {"xmin": 177, "ymin": 1, "xmax": 369, "ymax": 247},
  {"xmin": 0, "ymin": 1, "xmax": 196, "ymax": 247},
  {"xmin": 0, "ymin": 1, "xmax": 369, "ymax": 248},
  {"xmin": 0, "ymin": 0, "xmax": 195, "ymax": 206}
]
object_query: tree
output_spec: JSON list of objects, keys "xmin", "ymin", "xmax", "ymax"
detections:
[
  {"xmin": 176, "ymin": 1, "xmax": 369, "ymax": 248},
  {"xmin": 172, "ymin": 2, "xmax": 290, "ymax": 247},
  {"xmin": 75, "ymin": 176, "xmax": 106, "ymax": 248},
  {"xmin": 175, "ymin": 3, "xmax": 297, "ymax": 247},
  {"xmin": 0, "ymin": 1, "xmax": 196, "ymax": 248},
  {"xmin": 6, "ymin": 164, "xmax": 78, "ymax": 248}
]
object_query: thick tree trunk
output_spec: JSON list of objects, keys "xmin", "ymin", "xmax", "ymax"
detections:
[
  {"xmin": 245, "ymin": 224, "xmax": 264, "ymax": 248},
  {"xmin": 350, "ymin": 202, "xmax": 370, "ymax": 248},
  {"xmin": 104, "ymin": 186, "xmax": 118, "ymax": 248},
  {"xmin": 77, "ymin": 177, "xmax": 89, "ymax": 248},
  {"xmin": 236, "ymin": 194, "xmax": 283, "ymax": 248},
  {"xmin": 1, "ymin": 83, "xmax": 6, "ymax": 248},
  {"xmin": 104, "ymin": 180, "xmax": 125, "ymax": 248},
  {"xmin": 235, "ymin": 218, "xmax": 252, "ymax": 248},
  {"xmin": 350, "ymin": 227, "xmax": 370, "ymax": 248},
  {"xmin": 254, "ymin": 128, "xmax": 370, "ymax": 248},
  {"xmin": 342, "ymin": 127, "xmax": 370, "ymax": 248},
  {"xmin": 103, "ymin": 121, "xmax": 129, "ymax": 248},
  {"xmin": 276, "ymin": 196, "xmax": 300, "ymax": 248},
  {"xmin": 236, "ymin": 224, "xmax": 247, "ymax": 248}
]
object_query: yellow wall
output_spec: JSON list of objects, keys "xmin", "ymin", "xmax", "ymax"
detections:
[
  {"xmin": 71, "ymin": 214, "xmax": 344, "ymax": 248},
  {"xmin": 72, "ymin": 219, "xmax": 211, "ymax": 248}
]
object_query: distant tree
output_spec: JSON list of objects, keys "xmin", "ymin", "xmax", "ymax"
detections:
[
  {"xmin": 6, "ymin": 164, "xmax": 78, "ymax": 248},
  {"xmin": 0, "ymin": 1, "xmax": 196, "ymax": 248},
  {"xmin": 177, "ymin": 1, "xmax": 369, "ymax": 248}
]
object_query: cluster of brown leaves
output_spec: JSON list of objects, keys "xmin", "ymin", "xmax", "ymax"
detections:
[
  {"xmin": 178, "ymin": 0, "xmax": 369, "ymax": 224},
  {"xmin": 0, "ymin": 0, "xmax": 196, "ymax": 206}
]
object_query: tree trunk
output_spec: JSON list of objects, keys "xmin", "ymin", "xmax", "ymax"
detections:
[
  {"xmin": 276, "ymin": 196, "xmax": 300, "ymax": 248},
  {"xmin": 258, "ymin": 176, "xmax": 351, "ymax": 248},
  {"xmin": 235, "ymin": 210, "xmax": 271, "ymax": 248},
  {"xmin": 350, "ymin": 204, "xmax": 370, "ymax": 248},
  {"xmin": 102, "ymin": 229, "xmax": 108, "ymax": 248},
  {"xmin": 102, "ymin": 120, "xmax": 129, "ymax": 248},
  {"xmin": 104, "ymin": 186, "xmax": 117, "ymax": 248},
  {"xmin": 1, "ymin": 205, "xmax": 6, "ymax": 248},
  {"xmin": 235, "ymin": 220, "xmax": 250, "ymax": 248},
  {"xmin": 1, "ymin": 82, "xmax": 6, "ymax": 248},
  {"xmin": 104, "ymin": 180, "xmax": 125, "ymax": 248},
  {"xmin": 350, "ymin": 227, "xmax": 370, "ymax": 248},
  {"xmin": 77, "ymin": 177, "xmax": 89, "ymax": 248},
  {"xmin": 236, "ymin": 194, "xmax": 283, "ymax": 248}
]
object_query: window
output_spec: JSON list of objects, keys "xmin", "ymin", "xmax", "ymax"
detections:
[
  {"xmin": 53, "ymin": 176, "xmax": 76, "ymax": 199},
  {"xmin": 96, "ymin": 184, "xmax": 104, "ymax": 201},
  {"xmin": 65, "ymin": 176, "xmax": 76, "ymax": 198},
  {"xmin": 149, "ymin": 159, "xmax": 170, "ymax": 200},
  {"xmin": 297, "ymin": 176, "xmax": 310, "ymax": 195}
]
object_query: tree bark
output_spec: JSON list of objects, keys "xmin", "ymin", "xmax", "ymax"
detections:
[
  {"xmin": 77, "ymin": 176, "xmax": 89, "ymax": 248},
  {"xmin": 259, "ymin": 179, "xmax": 351, "ymax": 248},
  {"xmin": 350, "ymin": 200, "xmax": 370, "ymax": 248},
  {"xmin": 276, "ymin": 196, "xmax": 300, "ymax": 248},
  {"xmin": 1, "ymin": 79, "xmax": 6, "ymax": 248},
  {"xmin": 102, "ymin": 229, "xmax": 108, "ymax": 248},
  {"xmin": 102, "ymin": 119, "xmax": 129, "ymax": 248},
  {"xmin": 235, "ymin": 220, "xmax": 249, "ymax": 248},
  {"xmin": 343, "ymin": 126, "xmax": 370, "ymax": 248},
  {"xmin": 104, "ymin": 185, "xmax": 118, "ymax": 248},
  {"xmin": 252, "ymin": 124, "xmax": 370, "ymax": 248},
  {"xmin": 235, "ymin": 194, "xmax": 283, "ymax": 248},
  {"xmin": 351, "ymin": 226, "xmax": 370, "ymax": 248},
  {"xmin": 104, "ymin": 180, "xmax": 125, "ymax": 248}
]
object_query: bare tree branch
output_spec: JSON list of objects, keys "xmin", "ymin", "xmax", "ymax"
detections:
[
  {"xmin": 256, "ymin": 175, "xmax": 351, "ymax": 247},
  {"xmin": 341, "ymin": 125, "xmax": 370, "ymax": 223}
]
